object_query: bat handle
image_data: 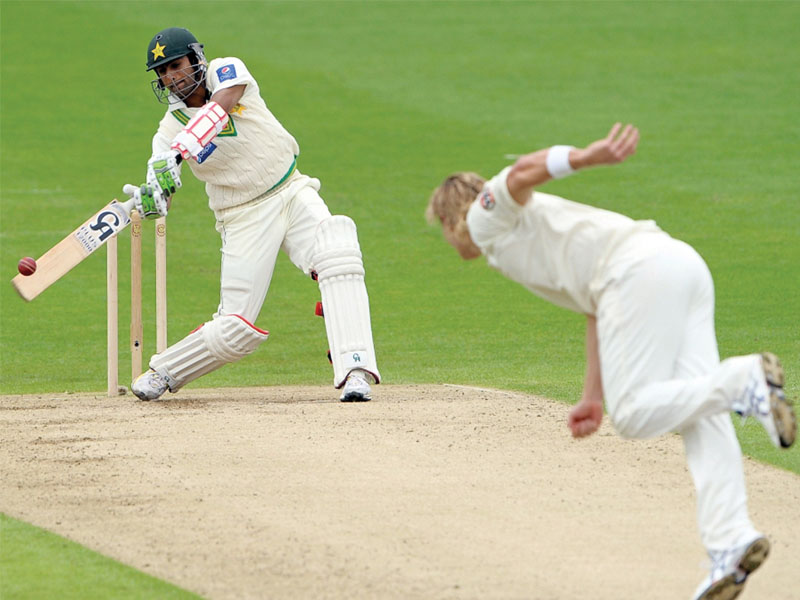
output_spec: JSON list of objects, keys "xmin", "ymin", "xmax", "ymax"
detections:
[{"xmin": 120, "ymin": 196, "xmax": 137, "ymax": 215}]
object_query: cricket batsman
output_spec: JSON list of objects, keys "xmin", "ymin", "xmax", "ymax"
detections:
[
  {"xmin": 426, "ymin": 123, "xmax": 796, "ymax": 599},
  {"xmin": 129, "ymin": 27, "xmax": 380, "ymax": 402}
]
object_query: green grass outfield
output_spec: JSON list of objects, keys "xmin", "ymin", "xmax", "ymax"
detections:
[
  {"xmin": 1, "ymin": 1, "xmax": 798, "ymax": 596},
  {"xmin": 0, "ymin": 514, "xmax": 201, "ymax": 599}
]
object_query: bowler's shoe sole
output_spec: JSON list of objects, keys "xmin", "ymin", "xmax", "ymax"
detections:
[
  {"xmin": 762, "ymin": 353, "xmax": 797, "ymax": 448},
  {"xmin": 695, "ymin": 537, "xmax": 770, "ymax": 600}
]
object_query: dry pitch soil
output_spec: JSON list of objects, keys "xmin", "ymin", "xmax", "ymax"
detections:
[{"xmin": 2, "ymin": 384, "xmax": 799, "ymax": 599}]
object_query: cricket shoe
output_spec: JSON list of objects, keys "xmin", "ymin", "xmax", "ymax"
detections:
[
  {"xmin": 732, "ymin": 353, "xmax": 796, "ymax": 448},
  {"xmin": 131, "ymin": 369, "xmax": 168, "ymax": 401},
  {"xmin": 692, "ymin": 534, "xmax": 770, "ymax": 600},
  {"xmin": 339, "ymin": 369, "xmax": 373, "ymax": 402}
]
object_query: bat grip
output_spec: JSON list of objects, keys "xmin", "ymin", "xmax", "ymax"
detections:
[{"xmin": 121, "ymin": 197, "xmax": 137, "ymax": 215}]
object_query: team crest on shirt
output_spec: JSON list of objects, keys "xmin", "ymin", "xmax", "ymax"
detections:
[
  {"xmin": 217, "ymin": 64, "xmax": 237, "ymax": 82},
  {"xmin": 479, "ymin": 189, "xmax": 495, "ymax": 210}
]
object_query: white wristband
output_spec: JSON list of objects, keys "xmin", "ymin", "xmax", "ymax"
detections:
[{"xmin": 546, "ymin": 145, "xmax": 576, "ymax": 179}]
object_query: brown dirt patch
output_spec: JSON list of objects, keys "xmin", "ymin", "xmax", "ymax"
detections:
[{"xmin": 1, "ymin": 384, "xmax": 798, "ymax": 599}]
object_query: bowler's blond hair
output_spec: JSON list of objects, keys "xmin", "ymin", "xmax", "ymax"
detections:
[{"xmin": 426, "ymin": 172, "xmax": 486, "ymax": 237}]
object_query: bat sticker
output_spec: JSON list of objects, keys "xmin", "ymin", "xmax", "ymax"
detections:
[{"xmin": 75, "ymin": 202, "xmax": 131, "ymax": 253}]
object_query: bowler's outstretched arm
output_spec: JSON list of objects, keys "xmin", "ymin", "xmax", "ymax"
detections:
[{"xmin": 506, "ymin": 123, "xmax": 639, "ymax": 205}]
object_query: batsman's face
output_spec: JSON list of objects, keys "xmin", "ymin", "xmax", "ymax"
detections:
[{"xmin": 157, "ymin": 56, "xmax": 196, "ymax": 95}]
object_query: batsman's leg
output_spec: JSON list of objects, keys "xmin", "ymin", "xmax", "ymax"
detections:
[
  {"xmin": 310, "ymin": 215, "xmax": 380, "ymax": 393},
  {"xmin": 133, "ymin": 196, "xmax": 284, "ymax": 400},
  {"xmin": 281, "ymin": 183, "xmax": 380, "ymax": 399},
  {"xmin": 132, "ymin": 314, "xmax": 269, "ymax": 400}
]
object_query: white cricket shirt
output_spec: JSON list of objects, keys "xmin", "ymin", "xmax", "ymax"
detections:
[
  {"xmin": 152, "ymin": 57, "xmax": 300, "ymax": 212},
  {"xmin": 466, "ymin": 167, "xmax": 662, "ymax": 314}
]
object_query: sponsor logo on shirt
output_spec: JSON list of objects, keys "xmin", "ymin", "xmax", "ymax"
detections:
[
  {"xmin": 217, "ymin": 64, "xmax": 237, "ymax": 82},
  {"xmin": 196, "ymin": 142, "xmax": 217, "ymax": 164},
  {"xmin": 480, "ymin": 189, "xmax": 495, "ymax": 210}
]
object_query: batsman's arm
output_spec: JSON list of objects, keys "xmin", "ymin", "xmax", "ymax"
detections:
[
  {"xmin": 209, "ymin": 84, "xmax": 245, "ymax": 113},
  {"xmin": 169, "ymin": 86, "xmax": 245, "ymax": 160},
  {"xmin": 506, "ymin": 123, "xmax": 639, "ymax": 205}
]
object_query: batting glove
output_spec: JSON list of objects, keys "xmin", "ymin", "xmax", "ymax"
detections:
[
  {"xmin": 124, "ymin": 183, "xmax": 168, "ymax": 220},
  {"xmin": 146, "ymin": 152, "xmax": 182, "ymax": 199}
]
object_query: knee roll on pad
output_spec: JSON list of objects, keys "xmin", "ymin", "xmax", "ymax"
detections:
[
  {"xmin": 203, "ymin": 314, "xmax": 269, "ymax": 362},
  {"xmin": 311, "ymin": 216, "xmax": 380, "ymax": 387},
  {"xmin": 312, "ymin": 216, "xmax": 365, "ymax": 281},
  {"xmin": 150, "ymin": 314, "xmax": 269, "ymax": 391}
]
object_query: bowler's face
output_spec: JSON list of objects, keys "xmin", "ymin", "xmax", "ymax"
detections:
[{"xmin": 442, "ymin": 225, "xmax": 482, "ymax": 260}]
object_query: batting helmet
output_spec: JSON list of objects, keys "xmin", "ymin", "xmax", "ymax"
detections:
[
  {"xmin": 146, "ymin": 27, "xmax": 206, "ymax": 71},
  {"xmin": 146, "ymin": 27, "xmax": 208, "ymax": 104}
]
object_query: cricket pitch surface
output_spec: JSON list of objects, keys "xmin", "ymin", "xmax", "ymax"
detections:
[{"xmin": 2, "ymin": 385, "xmax": 799, "ymax": 599}]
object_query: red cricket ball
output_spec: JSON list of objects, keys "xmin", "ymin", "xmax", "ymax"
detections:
[{"xmin": 18, "ymin": 257, "xmax": 37, "ymax": 276}]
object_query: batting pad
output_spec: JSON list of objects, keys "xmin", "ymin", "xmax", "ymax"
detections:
[
  {"xmin": 312, "ymin": 216, "xmax": 380, "ymax": 387},
  {"xmin": 150, "ymin": 314, "xmax": 269, "ymax": 391}
]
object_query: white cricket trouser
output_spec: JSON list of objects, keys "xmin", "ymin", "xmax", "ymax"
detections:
[
  {"xmin": 149, "ymin": 169, "xmax": 380, "ymax": 390},
  {"xmin": 213, "ymin": 171, "xmax": 330, "ymax": 321},
  {"xmin": 596, "ymin": 232, "xmax": 759, "ymax": 551}
]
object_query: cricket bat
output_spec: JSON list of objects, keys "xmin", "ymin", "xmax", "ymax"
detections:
[{"xmin": 12, "ymin": 197, "xmax": 137, "ymax": 302}]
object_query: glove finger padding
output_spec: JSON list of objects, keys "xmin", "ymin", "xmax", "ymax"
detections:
[
  {"xmin": 147, "ymin": 152, "xmax": 182, "ymax": 198},
  {"xmin": 132, "ymin": 183, "xmax": 167, "ymax": 220}
]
